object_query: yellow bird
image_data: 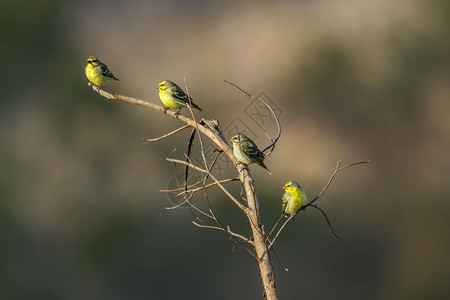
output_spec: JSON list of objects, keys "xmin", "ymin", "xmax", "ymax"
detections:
[
  {"xmin": 85, "ymin": 56, "xmax": 119, "ymax": 87},
  {"xmin": 230, "ymin": 133, "xmax": 271, "ymax": 174},
  {"xmin": 282, "ymin": 181, "xmax": 307, "ymax": 216},
  {"xmin": 158, "ymin": 80, "xmax": 202, "ymax": 113}
]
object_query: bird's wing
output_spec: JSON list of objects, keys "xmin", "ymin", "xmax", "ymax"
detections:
[
  {"xmin": 170, "ymin": 85, "xmax": 191, "ymax": 102},
  {"xmin": 100, "ymin": 63, "xmax": 119, "ymax": 80},
  {"xmin": 241, "ymin": 139, "xmax": 262, "ymax": 156},
  {"xmin": 241, "ymin": 140, "xmax": 265, "ymax": 163}
]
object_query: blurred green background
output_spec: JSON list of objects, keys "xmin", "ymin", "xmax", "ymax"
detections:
[{"xmin": 2, "ymin": 0, "xmax": 450, "ymax": 299}]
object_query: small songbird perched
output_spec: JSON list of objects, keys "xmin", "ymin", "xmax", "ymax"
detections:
[
  {"xmin": 158, "ymin": 80, "xmax": 202, "ymax": 113},
  {"xmin": 230, "ymin": 133, "xmax": 271, "ymax": 174},
  {"xmin": 85, "ymin": 56, "xmax": 119, "ymax": 88},
  {"xmin": 282, "ymin": 181, "xmax": 307, "ymax": 217}
]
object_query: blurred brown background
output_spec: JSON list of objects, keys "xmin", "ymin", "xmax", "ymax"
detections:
[{"xmin": 1, "ymin": 0, "xmax": 450, "ymax": 299}]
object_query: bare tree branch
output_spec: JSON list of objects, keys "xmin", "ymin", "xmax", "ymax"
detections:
[
  {"xmin": 87, "ymin": 83, "xmax": 223, "ymax": 146},
  {"xmin": 88, "ymin": 83, "xmax": 366, "ymax": 300}
]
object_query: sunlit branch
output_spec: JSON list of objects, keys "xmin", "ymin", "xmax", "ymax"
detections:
[{"xmin": 88, "ymin": 81, "xmax": 376, "ymax": 299}]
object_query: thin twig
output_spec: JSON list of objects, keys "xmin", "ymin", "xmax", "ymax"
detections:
[
  {"xmin": 185, "ymin": 128, "xmax": 197, "ymax": 192},
  {"xmin": 160, "ymin": 151, "xmax": 229, "ymax": 193},
  {"xmin": 193, "ymin": 222, "xmax": 257, "ymax": 259},
  {"xmin": 192, "ymin": 222, "xmax": 254, "ymax": 246},
  {"xmin": 310, "ymin": 205, "xmax": 342, "ymax": 240},
  {"xmin": 161, "ymin": 177, "xmax": 238, "ymax": 194},
  {"xmin": 143, "ymin": 125, "xmax": 190, "ymax": 143},
  {"xmin": 224, "ymin": 80, "xmax": 281, "ymax": 155},
  {"xmin": 163, "ymin": 151, "xmax": 214, "ymax": 219},
  {"xmin": 270, "ymin": 246, "xmax": 289, "ymax": 272},
  {"xmin": 165, "ymin": 153, "xmax": 237, "ymax": 211},
  {"xmin": 268, "ymin": 215, "xmax": 294, "ymax": 250},
  {"xmin": 174, "ymin": 178, "xmax": 240, "ymax": 196},
  {"xmin": 167, "ymin": 188, "xmax": 214, "ymax": 219},
  {"xmin": 183, "ymin": 78, "xmax": 209, "ymax": 171},
  {"xmin": 266, "ymin": 214, "xmax": 286, "ymax": 242}
]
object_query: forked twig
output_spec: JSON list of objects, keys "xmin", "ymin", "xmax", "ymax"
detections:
[
  {"xmin": 268, "ymin": 215, "xmax": 294, "ymax": 250},
  {"xmin": 266, "ymin": 214, "xmax": 286, "ymax": 243},
  {"xmin": 304, "ymin": 160, "xmax": 370, "ymax": 208}
]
